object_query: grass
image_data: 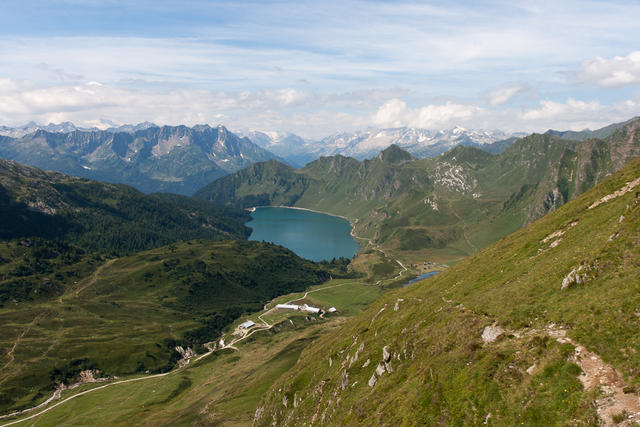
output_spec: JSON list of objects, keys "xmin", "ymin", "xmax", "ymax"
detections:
[
  {"xmin": 1, "ymin": 316, "xmax": 345, "ymax": 426},
  {"xmin": 1, "ymin": 228, "xmax": 402, "ymax": 424},
  {"xmin": 0, "ymin": 239, "xmax": 352, "ymax": 414},
  {"xmin": 255, "ymin": 156, "xmax": 640, "ymax": 426}
]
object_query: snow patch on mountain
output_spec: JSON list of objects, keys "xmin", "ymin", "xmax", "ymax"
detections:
[{"xmin": 243, "ymin": 126, "xmax": 521, "ymax": 165}]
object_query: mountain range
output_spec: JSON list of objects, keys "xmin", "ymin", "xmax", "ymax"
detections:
[
  {"xmin": 245, "ymin": 127, "xmax": 524, "ymax": 166},
  {"xmin": 198, "ymin": 117, "xmax": 640, "ymax": 264},
  {"xmin": 2, "ymin": 119, "xmax": 629, "ymax": 198},
  {"xmin": 0, "ymin": 124, "xmax": 280, "ymax": 195},
  {"xmin": 0, "ymin": 121, "xmax": 162, "ymax": 138}
]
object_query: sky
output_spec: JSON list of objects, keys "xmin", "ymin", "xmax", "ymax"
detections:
[{"xmin": 1, "ymin": 0, "xmax": 640, "ymax": 138}]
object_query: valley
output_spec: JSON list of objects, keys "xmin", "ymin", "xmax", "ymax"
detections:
[
  {"xmin": 0, "ymin": 117, "xmax": 638, "ymax": 426},
  {"xmin": 0, "ymin": 238, "xmax": 408, "ymax": 426},
  {"xmin": 3, "ymin": 2, "xmax": 640, "ymax": 425},
  {"xmin": 197, "ymin": 118, "xmax": 640, "ymax": 265}
]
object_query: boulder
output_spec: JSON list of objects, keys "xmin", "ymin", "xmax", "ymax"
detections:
[
  {"xmin": 482, "ymin": 324, "xmax": 505, "ymax": 344},
  {"xmin": 368, "ymin": 374, "xmax": 378, "ymax": 387}
]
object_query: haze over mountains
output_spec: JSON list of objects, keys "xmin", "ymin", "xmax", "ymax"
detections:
[{"xmin": 246, "ymin": 127, "xmax": 524, "ymax": 165}]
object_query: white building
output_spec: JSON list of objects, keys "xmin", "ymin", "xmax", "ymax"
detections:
[
  {"xmin": 239, "ymin": 320, "xmax": 255, "ymax": 329},
  {"xmin": 301, "ymin": 304, "xmax": 321, "ymax": 314},
  {"xmin": 276, "ymin": 304, "xmax": 300, "ymax": 310}
]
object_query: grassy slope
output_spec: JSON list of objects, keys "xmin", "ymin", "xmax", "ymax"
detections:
[
  {"xmin": 0, "ymin": 254, "xmax": 396, "ymax": 426},
  {"xmin": 256, "ymin": 156, "xmax": 640, "ymax": 426},
  {"xmin": 14, "ymin": 320, "xmax": 340, "ymax": 426},
  {"xmin": 0, "ymin": 158, "xmax": 251, "ymax": 255},
  {"xmin": 0, "ymin": 240, "xmax": 351, "ymax": 414}
]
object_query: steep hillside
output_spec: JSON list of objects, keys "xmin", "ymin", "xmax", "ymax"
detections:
[
  {"xmin": 0, "ymin": 125, "xmax": 280, "ymax": 195},
  {"xmin": 197, "ymin": 118, "xmax": 640, "ymax": 263},
  {"xmin": 194, "ymin": 159, "xmax": 314, "ymax": 208},
  {"xmin": 256, "ymin": 155, "xmax": 640, "ymax": 426},
  {"xmin": 0, "ymin": 240, "xmax": 352, "ymax": 414},
  {"xmin": 0, "ymin": 158, "xmax": 250, "ymax": 254}
]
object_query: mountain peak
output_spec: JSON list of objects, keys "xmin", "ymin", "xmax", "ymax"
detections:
[{"xmin": 377, "ymin": 144, "xmax": 413, "ymax": 163}]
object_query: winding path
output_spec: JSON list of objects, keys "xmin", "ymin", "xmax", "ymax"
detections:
[
  {"xmin": 73, "ymin": 259, "xmax": 116, "ymax": 296},
  {"xmin": 446, "ymin": 199, "xmax": 478, "ymax": 253}
]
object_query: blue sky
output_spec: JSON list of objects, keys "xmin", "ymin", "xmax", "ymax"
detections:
[{"xmin": 1, "ymin": 0, "xmax": 640, "ymax": 137}]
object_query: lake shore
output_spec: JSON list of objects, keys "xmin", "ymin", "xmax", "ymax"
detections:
[{"xmin": 250, "ymin": 205, "xmax": 352, "ymax": 221}]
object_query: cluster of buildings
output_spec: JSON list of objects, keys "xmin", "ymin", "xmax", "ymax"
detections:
[
  {"xmin": 276, "ymin": 303, "xmax": 322, "ymax": 313},
  {"xmin": 237, "ymin": 304, "xmax": 338, "ymax": 332}
]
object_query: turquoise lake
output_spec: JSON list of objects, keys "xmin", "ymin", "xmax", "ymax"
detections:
[{"xmin": 247, "ymin": 207, "xmax": 361, "ymax": 261}]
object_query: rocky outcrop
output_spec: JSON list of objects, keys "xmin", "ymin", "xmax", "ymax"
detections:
[
  {"xmin": 368, "ymin": 346, "xmax": 393, "ymax": 388},
  {"xmin": 481, "ymin": 324, "xmax": 505, "ymax": 344}
]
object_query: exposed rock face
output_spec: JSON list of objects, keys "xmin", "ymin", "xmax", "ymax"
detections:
[
  {"xmin": 341, "ymin": 371, "xmax": 349, "ymax": 390},
  {"xmin": 382, "ymin": 346, "xmax": 391, "ymax": 363},
  {"xmin": 481, "ymin": 324, "xmax": 505, "ymax": 344},
  {"xmin": 589, "ymin": 177, "xmax": 640, "ymax": 210},
  {"xmin": 175, "ymin": 346, "xmax": 196, "ymax": 367},
  {"xmin": 368, "ymin": 374, "xmax": 378, "ymax": 388},
  {"xmin": 560, "ymin": 265, "xmax": 590, "ymax": 290},
  {"xmin": 367, "ymin": 346, "xmax": 395, "ymax": 388}
]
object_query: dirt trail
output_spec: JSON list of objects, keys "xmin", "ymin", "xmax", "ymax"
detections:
[
  {"xmin": 349, "ymin": 225, "xmax": 408, "ymax": 285},
  {"xmin": 1, "ymin": 313, "xmax": 46, "ymax": 374},
  {"xmin": 447, "ymin": 199, "xmax": 478, "ymax": 253},
  {"xmin": 73, "ymin": 259, "xmax": 117, "ymax": 296},
  {"xmin": 549, "ymin": 327, "xmax": 640, "ymax": 426},
  {"xmin": 441, "ymin": 295, "xmax": 640, "ymax": 426}
]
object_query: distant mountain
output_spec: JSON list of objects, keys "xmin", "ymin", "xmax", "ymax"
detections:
[
  {"xmin": 245, "ymin": 127, "xmax": 522, "ymax": 165},
  {"xmin": 0, "ymin": 121, "xmax": 159, "ymax": 137},
  {"xmin": 243, "ymin": 131, "xmax": 310, "ymax": 167},
  {"xmin": 0, "ymin": 121, "xmax": 82, "ymax": 138},
  {"xmin": 316, "ymin": 126, "xmax": 521, "ymax": 160},
  {"xmin": 104, "ymin": 121, "xmax": 157, "ymax": 133},
  {"xmin": 199, "ymin": 117, "xmax": 640, "ymax": 262},
  {"xmin": 546, "ymin": 117, "xmax": 639, "ymax": 141},
  {"xmin": 0, "ymin": 124, "xmax": 281, "ymax": 195}
]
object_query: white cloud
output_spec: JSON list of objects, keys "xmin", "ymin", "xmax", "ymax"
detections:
[
  {"xmin": 371, "ymin": 97, "xmax": 640, "ymax": 134},
  {"xmin": 373, "ymin": 99, "xmax": 479, "ymax": 129},
  {"xmin": 1, "ymin": 78, "xmax": 639, "ymax": 138},
  {"xmin": 0, "ymin": 79, "xmax": 378, "ymax": 137},
  {"xmin": 580, "ymin": 51, "xmax": 640, "ymax": 87},
  {"xmin": 487, "ymin": 85, "xmax": 525, "ymax": 107}
]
